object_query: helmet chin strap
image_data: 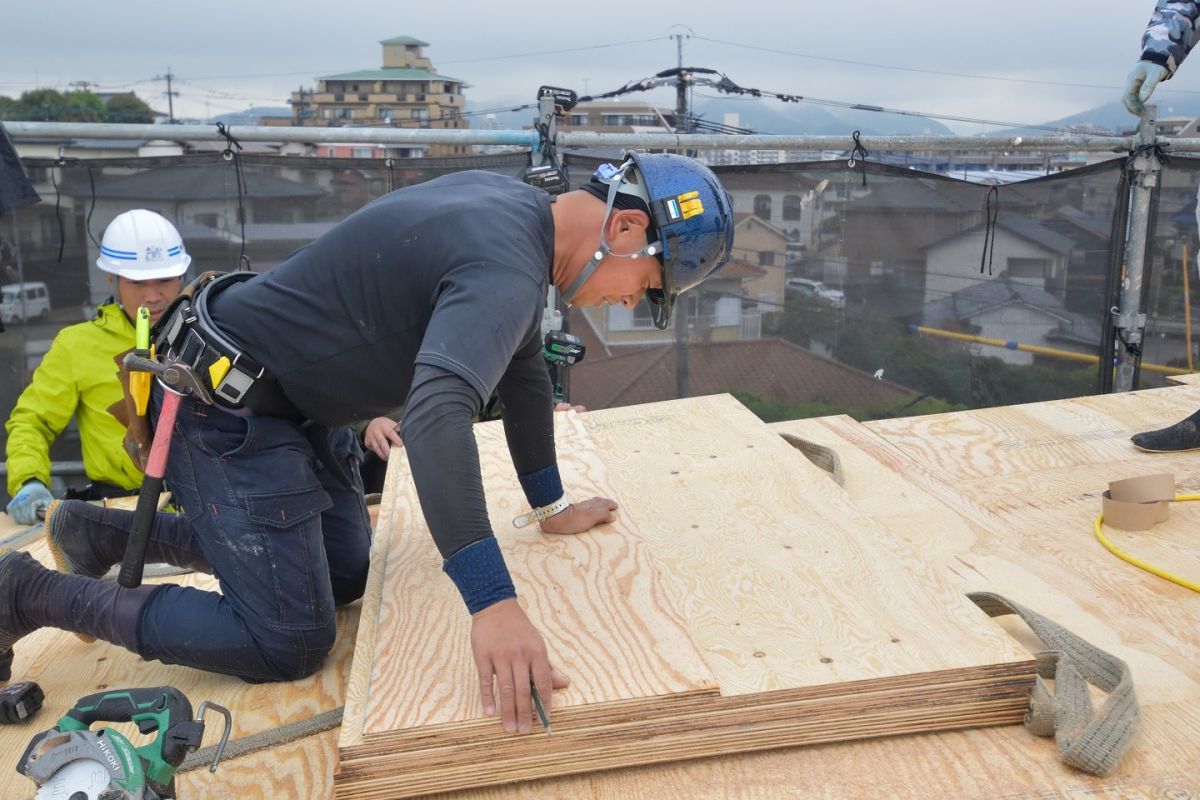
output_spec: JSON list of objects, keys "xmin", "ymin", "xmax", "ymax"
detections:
[{"xmin": 565, "ymin": 163, "xmax": 661, "ymax": 304}]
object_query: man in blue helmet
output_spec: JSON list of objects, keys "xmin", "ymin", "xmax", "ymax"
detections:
[{"xmin": 0, "ymin": 154, "xmax": 734, "ymax": 733}]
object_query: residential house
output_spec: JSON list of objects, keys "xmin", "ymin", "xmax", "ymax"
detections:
[
  {"xmin": 290, "ymin": 36, "xmax": 469, "ymax": 157},
  {"xmin": 720, "ymin": 169, "xmax": 826, "ymax": 253},
  {"xmin": 730, "ymin": 213, "xmax": 788, "ymax": 308},
  {"xmin": 64, "ymin": 164, "xmax": 327, "ymax": 305},
  {"xmin": 922, "ymin": 216, "xmax": 1075, "ymax": 311},
  {"xmin": 921, "ymin": 277, "xmax": 1101, "ymax": 366}
]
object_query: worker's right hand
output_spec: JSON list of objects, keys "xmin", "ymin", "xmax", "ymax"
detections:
[
  {"xmin": 1123, "ymin": 61, "xmax": 1169, "ymax": 115},
  {"xmin": 470, "ymin": 598, "xmax": 570, "ymax": 733},
  {"xmin": 6, "ymin": 480, "xmax": 53, "ymax": 525},
  {"xmin": 362, "ymin": 416, "xmax": 403, "ymax": 461}
]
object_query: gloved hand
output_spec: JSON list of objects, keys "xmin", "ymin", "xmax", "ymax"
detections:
[
  {"xmin": 1123, "ymin": 61, "xmax": 1169, "ymax": 115},
  {"xmin": 5, "ymin": 480, "xmax": 53, "ymax": 525}
]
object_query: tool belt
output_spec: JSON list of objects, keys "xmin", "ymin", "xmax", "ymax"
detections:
[
  {"xmin": 153, "ymin": 271, "xmax": 305, "ymax": 420},
  {"xmin": 153, "ymin": 272, "xmax": 355, "ymax": 490}
]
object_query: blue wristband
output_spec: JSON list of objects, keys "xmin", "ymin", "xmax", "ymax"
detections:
[
  {"xmin": 442, "ymin": 537, "xmax": 517, "ymax": 614},
  {"xmin": 517, "ymin": 464, "xmax": 564, "ymax": 508}
]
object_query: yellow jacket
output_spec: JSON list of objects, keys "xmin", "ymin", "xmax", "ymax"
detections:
[{"xmin": 5, "ymin": 303, "xmax": 142, "ymax": 496}]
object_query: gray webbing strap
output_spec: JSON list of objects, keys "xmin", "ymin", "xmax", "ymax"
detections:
[
  {"xmin": 778, "ymin": 433, "xmax": 844, "ymax": 487},
  {"xmin": 968, "ymin": 592, "xmax": 1140, "ymax": 776},
  {"xmin": 179, "ymin": 706, "xmax": 344, "ymax": 773}
]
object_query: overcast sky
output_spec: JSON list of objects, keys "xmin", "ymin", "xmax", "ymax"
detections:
[{"xmin": 3, "ymin": 0, "xmax": 1199, "ymax": 133}]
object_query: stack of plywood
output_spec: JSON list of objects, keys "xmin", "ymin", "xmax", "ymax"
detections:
[{"xmin": 335, "ymin": 396, "xmax": 1037, "ymax": 799}]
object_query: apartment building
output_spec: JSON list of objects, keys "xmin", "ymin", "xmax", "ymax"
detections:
[{"xmin": 290, "ymin": 36, "xmax": 469, "ymax": 157}]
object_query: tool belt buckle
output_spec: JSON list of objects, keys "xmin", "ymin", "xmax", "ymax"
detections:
[{"xmin": 213, "ymin": 353, "xmax": 264, "ymax": 406}]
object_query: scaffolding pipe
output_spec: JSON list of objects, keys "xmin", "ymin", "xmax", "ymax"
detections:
[
  {"xmin": 1114, "ymin": 106, "xmax": 1161, "ymax": 391},
  {"xmin": 556, "ymin": 131, "xmax": 1142, "ymax": 153},
  {"xmin": 3, "ymin": 121, "xmax": 541, "ymax": 148},
  {"xmin": 909, "ymin": 325, "xmax": 1190, "ymax": 376},
  {"xmin": 15, "ymin": 120, "xmax": 1200, "ymax": 154}
]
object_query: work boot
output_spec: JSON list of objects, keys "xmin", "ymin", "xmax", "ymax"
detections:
[
  {"xmin": 1131, "ymin": 408, "xmax": 1200, "ymax": 452},
  {"xmin": 0, "ymin": 549, "xmax": 158, "ymax": 678},
  {"xmin": 44, "ymin": 499, "xmax": 211, "ymax": 579}
]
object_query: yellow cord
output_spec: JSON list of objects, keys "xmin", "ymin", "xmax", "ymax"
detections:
[{"xmin": 1093, "ymin": 494, "xmax": 1200, "ymax": 593}]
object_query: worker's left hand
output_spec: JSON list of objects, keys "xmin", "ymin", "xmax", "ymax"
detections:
[
  {"xmin": 539, "ymin": 497, "xmax": 618, "ymax": 535},
  {"xmin": 362, "ymin": 416, "xmax": 403, "ymax": 461},
  {"xmin": 553, "ymin": 402, "xmax": 587, "ymax": 413},
  {"xmin": 1123, "ymin": 61, "xmax": 1169, "ymax": 115}
]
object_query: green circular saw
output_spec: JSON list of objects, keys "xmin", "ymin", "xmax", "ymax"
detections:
[{"xmin": 17, "ymin": 686, "xmax": 231, "ymax": 800}]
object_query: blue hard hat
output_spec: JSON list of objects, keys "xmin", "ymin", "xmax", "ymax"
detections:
[{"xmin": 625, "ymin": 152, "xmax": 734, "ymax": 329}]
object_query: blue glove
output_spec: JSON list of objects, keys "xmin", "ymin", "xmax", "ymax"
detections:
[
  {"xmin": 1123, "ymin": 61, "xmax": 1169, "ymax": 115},
  {"xmin": 6, "ymin": 480, "xmax": 53, "ymax": 525}
]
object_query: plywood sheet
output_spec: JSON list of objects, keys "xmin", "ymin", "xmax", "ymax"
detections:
[
  {"xmin": 337, "ymin": 396, "xmax": 1034, "ymax": 798},
  {"xmin": 341, "ymin": 411, "xmax": 717, "ymax": 747},
  {"xmin": 580, "ymin": 395, "xmax": 1030, "ymax": 691},
  {"xmin": 186, "ymin": 387, "xmax": 1200, "ymax": 800}
]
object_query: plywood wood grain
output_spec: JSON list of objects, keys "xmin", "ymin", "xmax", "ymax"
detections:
[
  {"xmin": 161, "ymin": 386, "xmax": 1200, "ymax": 800},
  {"xmin": 337, "ymin": 397, "xmax": 1035, "ymax": 798}
]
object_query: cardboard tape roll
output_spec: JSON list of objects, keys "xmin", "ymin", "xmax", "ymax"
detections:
[{"xmin": 1101, "ymin": 473, "xmax": 1174, "ymax": 531}]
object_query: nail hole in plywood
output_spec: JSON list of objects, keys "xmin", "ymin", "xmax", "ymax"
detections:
[
  {"xmin": 820, "ymin": 657, "xmax": 833, "ymax": 664},
  {"xmin": 753, "ymin": 651, "xmax": 766, "ymax": 658}
]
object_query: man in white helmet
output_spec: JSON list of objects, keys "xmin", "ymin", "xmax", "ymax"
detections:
[{"xmin": 4, "ymin": 209, "xmax": 188, "ymax": 524}]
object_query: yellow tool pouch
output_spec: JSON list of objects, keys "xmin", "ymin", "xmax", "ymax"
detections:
[{"xmin": 106, "ymin": 271, "xmax": 226, "ymax": 472}]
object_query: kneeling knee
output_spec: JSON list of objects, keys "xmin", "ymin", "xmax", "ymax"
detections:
[{"xmin": 257, "ymin": 620, "xmax": 338, "ymax": 682}]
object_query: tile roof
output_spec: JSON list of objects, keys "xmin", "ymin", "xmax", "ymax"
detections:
[
  {"xmin": 922, "ymin": 277, "xmax": 1103, "ymax": 344},
  {"xmin": 380, "ymin": 36, "xmax": 429, "ymax": 46},
  {"xmin": 317, "ymin": 68, "xmax": 464, "ymax": 83},
  {"xmin": 568, "ymin": 337, "xmax": 915, "ymax": 411}
]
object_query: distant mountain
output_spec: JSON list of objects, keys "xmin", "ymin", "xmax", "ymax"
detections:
[
  {"xmin": 466, "ymin": 95, "xmax": 954, "ymax": 136},
  {"xmin": 206, "ymin": 106, "xmax": 293, "ymax": 126},
  {"xmin": 693, "ymin": 97, "xmax": 955, "ymax": 136},
  {"xmin": 989, "ymin": 96, "xmax": 1200, "ymax": 137}
]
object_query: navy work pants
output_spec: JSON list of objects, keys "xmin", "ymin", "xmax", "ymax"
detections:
[{"xmin": 134, "ymin": 387, "xmax": 372, "ymax": 682}]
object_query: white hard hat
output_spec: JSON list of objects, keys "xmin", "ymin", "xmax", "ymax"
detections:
[{"xmin": 96, "ymin": 209, "xmax": 191, "ymax": 280}]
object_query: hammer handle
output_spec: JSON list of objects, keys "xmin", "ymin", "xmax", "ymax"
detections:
[{"xmin": 118, "ymin": 389, "xmax": 182, "ymax": 589}]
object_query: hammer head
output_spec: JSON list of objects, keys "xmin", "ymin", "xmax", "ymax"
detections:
[{"xmin": 123, "ymin": 353, "xmax": 214, "ymax": 405}]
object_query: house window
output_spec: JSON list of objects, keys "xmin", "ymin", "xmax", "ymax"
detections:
[
  {"xmin": 412, "ymin": 108, "xmax": 429, "ymax": 121},
  {"xmin": 194, "ymin": 213, "xmax": 218, "ymax": 228},
  {"xmin": 352, "ymin": 148, "xmax": 373, "ymax": 159},
  {"xmin": 380, "ymin": 108, "xmax": 395, "ymax": 120},
  {"xmin": 1007, "ymin": 257, "xmax": 1049, "ymax": 279},
  {"xmin": 754, "ymin": 194, "xmax": 771, "ymax": 221},
  {"xmin": 570, "ymin": 114, "xmax": 588, "ymax": 126},
  {"xmin": 782, "ymin": 194, "xmax": 803, "ymax": 221},
  {"xmin": 758, "ymin": 251, "xmax": 775, "ymax": 267}
]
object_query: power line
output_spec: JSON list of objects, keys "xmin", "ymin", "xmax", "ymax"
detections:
[
  {"xmin": 439, "ymin": 36, "xmax": 667, "ymax": 65},
  {"xmin": 691, "ymin": 34, "xmax": 1200, "ymax": 96}
]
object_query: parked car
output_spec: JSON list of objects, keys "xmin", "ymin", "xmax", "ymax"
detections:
[
  {"xmin": 785, "ymin": 278, "xmax": 845, "ymax": 309},
  {"xmin": 0, "ymin": 281, "xmax": 51, "ymax": 323}
]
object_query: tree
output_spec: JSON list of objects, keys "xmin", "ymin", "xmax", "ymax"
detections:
[
  {"xmin": 8, "ymin": 89, "xmax": 67, "ymax": 121},
  {"xmin": 105, "ymin": 93, "xmax": 154, "ymax": 123},
  {"xmin": 0, "ymin": 89, "xmax": 105, "ymax": 122},
  {"xmin": 61, "ymin": 90, "xmax": 106, "ymax": 122}
]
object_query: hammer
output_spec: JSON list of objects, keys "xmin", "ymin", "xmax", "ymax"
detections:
[{"xmin": 117, "ymin": 354, "xmax": 212, "ymax": 588}]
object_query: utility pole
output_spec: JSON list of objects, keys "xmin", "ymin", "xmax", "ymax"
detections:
[
  {"xmin": 673, "ymin": 32, "xmax": 691, "ymax": 399},
  {"xmin": 154, "ymin": 67, "xmax": 178, "ymax": 123}
]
